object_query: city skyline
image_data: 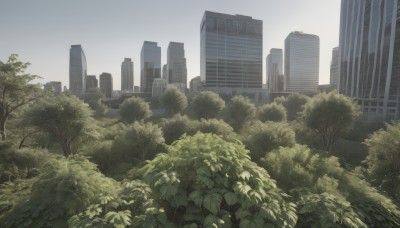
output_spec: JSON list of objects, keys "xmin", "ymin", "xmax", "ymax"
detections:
[{"xmin": 0, "ymin": 0, "xmax": 341, "ymax": 90}]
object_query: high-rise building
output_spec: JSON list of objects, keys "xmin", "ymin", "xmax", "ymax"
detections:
[
  {"xmin": 167, "ymin": 42, "xmax": 187, "ymax": 87},
  {"xmin": 162, "ymin": 64, "xmax": 167, "ymax": 80},
  {"xmin": 141, "ymin": 41, "xmax": 161, "ymax": 93},
  {"xmin": 44, "ymin": 81, "xmax": 62, "ymax": 95},
  {"xmin": 190, "ymin": 76, "xmax": 202, "ymax": 97},
  {"xmin": 86, "ymin": 75, "xmax": 98, "ymax": 90},
  {"xmin": 284, "ymin": 31, "xmax": 319, "ymax": 93},
  {"xmin": 330, "ymin": 47, "xmax": 339, "ymax": 87},
  {"xmin": 200, "ymin": 11, "xmax": 263, "ymax": 89},
  {"xmin": 339, "ymin": 0, "xmax": 400, "ymax": 121},
  {"xmin": 69, "ymin": 45, "xmax": 87, "ymax": 97},
  {"xmin": 121, "ymin": 58, "xmax": 134, "ymax": 92},
  {"xmin": 99, "ymin": 72, "xmax": 113, "ymax": 98},
  {"xmin": 266, "ymin": 48, "xmax": 283, "ymax": 92},
  {"xmin": 152, "ymin": 78, "xmax": 167, "ymax": 97}
]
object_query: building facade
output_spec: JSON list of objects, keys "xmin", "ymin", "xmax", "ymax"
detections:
[
  {"xmin": 162, "ymin": 64, "xmax": 167, "ymax": 80},
  {"xmin": 190, "ymin": 76, "xmax": 202, "ymax": 97},
  {"xmin": 339, "ymin": 0, "xmax": 400, "ymax": 121},
  {"xmin": 141, "ymin": 41, "xmax": 161, "ymax": 93},
  {"xmin": 266, "ymin": 48, "xmax": 283, "ymax": 92},
  {"xmin": 330, "ymin": 47, "xmax": 339, "ymax": 87},
  {"xmin": 284, "ymin": 31, "xmax": 319, "ymax": 94},
  {"xmin": 99, "ymin": 72, "xmax": 113, "ymax": 98},
  {"xmin": 121, "ymin": 58, "xmax": 134, "ymax": 92},
  {"xmin": 152, "ymin": 78, "xmax": 167, "ymax": 97},
  {"xmin": 86, "ymin": 75, "xmax": 98, "ymax": 90},
  {"xmin": 200, "ymin": 11, "xmax": 263, "ymax": 89},
  {"xmin": 69, "ymin": 45, "xmax": 87, "ymax": 97},
  {"xmin": 167, "ymin": 42, "xmax": 187, "ymax": 87},
  {"xmin": 44, "ymin": 81, "xmax": 62, "ymax": 95}
]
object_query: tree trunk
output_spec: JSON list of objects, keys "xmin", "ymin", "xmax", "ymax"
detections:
[
  {"xmin": 0, "ymin": 118, "xmax": 6, "ymax": 141},
  {"xmin": 60, "ymin": 140, "xmax": 72, "ymax": 158}
]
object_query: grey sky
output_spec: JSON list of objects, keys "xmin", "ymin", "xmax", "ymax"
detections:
[{"xmin": 0, "ymin": 0, "xmax": 341, "ymax": 90}]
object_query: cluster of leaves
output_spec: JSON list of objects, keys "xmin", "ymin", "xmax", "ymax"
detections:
[
  {"xmin": 119, "ymin": 96, "xmax": 152, "ymax": 124},
  {"xmin": 257, "ymin": 102, "xmax": 287, "ymax": 122},
  {"xmin": 223, "ymin": 95, "xmax": 257, "ymax": 132},
  {"xmin": 190, "ymin": 91, "xmax": 225, "ymax": 119},
  {"xmin": 161, "ymin": 87, "xmax": 188, "ymax": 115},
  {"xmin": 275, "ymin": 93, "xmax": 310, "ymax": 121},
  {"xmin": 141, "ymin": 133, "xmax": 298, "ymax": 227},
  {"xmin": 84, "ymin": 89, "xmax": 108, "ymax": 117}
]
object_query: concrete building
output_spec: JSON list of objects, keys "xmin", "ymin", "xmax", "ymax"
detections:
[
  {"xmin": 44, "ymin": 81, "xmax": 62, "ymax": 95},
  {"xmin": 86, "ymin": 75, "xmax": 98, "ymax": 90},
  {"xmin": 266, "ymin": 48, "xmax": 283, "ymax": 92},
  {"xmin": 152, "ymin": 78, "xmax": 167, "ymax": 97},
  {"xmin": 339, "ymin": 0, "xmax": 400, "ymax": 121},
  {"xmin": 167, "ymin": 83, "xmax": 186, "ymax": 94},
  {"xmin": 141, "ymin": 41, "xmax": 161, "ymax": 93},
  {"xmin": 284, "ymin": 31, "xmax": 319, "ymax": 94},
  {"xmin": 167, "ymin": 42, "xmax": 187, "ymax": 87},
  {"xmin": 69, "ymin": 45, "xmax": 87, "ymax": 97},
  {"xmin": 134, "ymin": 86, "xmax": 140, "ymax": 92},
  {"xmin": 162, "ymin": 64, "xmax": 167, "ymax": 80},
  {"xmin": 190, "ymin": 76, "xmax": 202, "ymax": 97},
  {"xmin": 330, "ymin": 47, "xmax": 339, "ymax": 87},
  {"xmin": 99, "ymin": 72, "xmax": 113, "ymax": 98},
  {"xmin": 121, "ymin": 58, "xmax": 134, "ymax": 92}
]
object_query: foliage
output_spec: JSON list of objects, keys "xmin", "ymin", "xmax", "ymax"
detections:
[
  {"xmin": 364, "ymin": 122, "xmax": 400, "ymax": 201},
  {"xmin": 302, "ymin": 92, "xmax": 359, "ymax": 151},
  {"xmin": 161, "ymin": 87, "xmax": 188, "ymax": 115},
  {"xmin": 190, "ymin": 91, "xmax": 225, "ymax": 119},
  {"xmin": 223, "ymin": 95, "xmax": 256, "ymax": 132},
  {"xmin": 262, "ymin": 145, "xmax": 400, "ymax": 227},
  {"xmin": 23, "ymin": 94, "xmax": 99, "ymax": 157},
  {"xmin": 160, "ymin": 114, "xmax": 198, "ymax": 144},
  {"xmin": 84, "ymin": 89, "xmax": 108, "ymax": 117},
  {"xmin": 0, "ymin": 156, "xmax": 118, "ymax": 228},
  {"xmin": 0, "ymin": 54, "xmax": 43, "ymax": 140},
  {"xmin": 0, "ymin": 179, "xmax": 35, "ymax": 219},
  {"xmin": 196, "ymin": 118, "xmax": 237, "ymax": 141},
  {"xmin": 245, "ymin": 121, "xmax": 296, "ymax": 162},
  {"xmin": 119, "ymin": 96, "xmax": 152, "ymax": 124},
  {"xmin": 258, "ymin": 102, "xmax": 287, "ymax": 122},
  {"xmin": 281, "ymin": 93, "xmax": 310, "ymax": 121},
  {"xmin": 141, "ymin": 133, "xmax": 298, "ymax": 227}
]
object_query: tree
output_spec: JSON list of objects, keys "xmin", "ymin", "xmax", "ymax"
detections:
[
  {"xmin": 258, "ymin": 102, "xmax": 287, "ymax": 122},
  {"xmin": 84, "ymin": 89, "xmax": 108, "ymax": 117},
  {"xmin": 195, "ymin": 118, "xmax": 236, "ymax": 140},
  {"xmin": 303, "ymin": 92, "xmax": 359, "ymax": 152},
  {"xmin": 364, "ymin": 122, "xmax": 400, "ymax": 201},
  {"xmin": 119, "ymin": 96, "xmax": 151, "ymax": 123},
  {"xmin": 190, "ymin": 91, "xmax": 225, "ymax": 119},
  {"xmin": 23, "ymin": 94, "xmax": 99, "ymax": 157},
  {"xmin": 160, "ymin": 87, "xmax": 188, "ymax": 115},
  {"xmin": 282, "ymin": 93, "xmax": 310, "ymax": 121},
  {"xmin": 160, "ymin": 114, "xmax": 198, "ymax": 144},
  {"xmin": 141, "ymin": 133, "xmax": 297, "ymax": 227},
  {"xmin": 0, "ymin": 54, "xmax": 43, "ymax": 140},
  {"xmin": 224, "ymin": 95, "xmax": 256, "ymax": 132}
]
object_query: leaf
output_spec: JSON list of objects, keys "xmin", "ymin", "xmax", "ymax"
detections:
[
  {"xmin": 224, "ymin": 192, "xmax": 238, "ymax": 206},
  {"xmin": 204, "ymin": 214, "xmax": 218, "ymax": 228},
  {"xmin": 239, "ymin": 171, "xmax": 251, "ymax": 181},
  {"xmin": 203, "ymin": 192, "xmax": 222, "ymax": 214}
]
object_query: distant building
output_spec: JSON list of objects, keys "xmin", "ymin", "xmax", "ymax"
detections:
[
  {"xmin": 141, "ymin": 41, "xmax": 161, "ymax": 93},
  {"xmin": 69, "ymin": 45, "xmax": 87, "ymax": 97},
  {"xmin": 284, "ymin": 31, "xmax": 319, "ymax": 94},
  {"xmin": 167, "ymin": 42, "xmax": 187, "ymax": 87},
  {"xmin": 44, "ymin": 81, "xmax": 62, "ymax": 95},
  {"xmin": 86, "ymin": 75, "xmax": 98, "ymax": 90},
  {"xmin": 121, "ymin": 58, "xmax": 134, "ymax": 92},
  {"xmin": 162, "ymin": 64, "xmax": 167, "ymax": 80},
  {"xmin": 99, "ymin": 72, "xmax": 113, "ymax": 98},
  {"xmin": 152, "ymin": 78, "xmax": 167, "ymax": 97},
  {"xmin": 266, "ymin": 48, "xmax": 283, "ymax": 92},
  {"xmin": 330, "ymin": 47, "xmax": 339, "ymax": 87},
  {"xmin": 167, "ymin": 83, "xmax": 186, "ymax": 94},
  {"xmin": 134, "ymin": 86, "xmax": 140, "ymax": 92},
  {"xmin": 190, "ymin": 76, "xmax": 202, "ymax": 97},
  {"xmin": 318, "ymin": 84, "xmax": 336, "ymax": 93}
]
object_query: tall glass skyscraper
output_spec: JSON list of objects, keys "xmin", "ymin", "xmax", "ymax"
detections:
[
  {"xmin": 121, "ymin": 58, "xmax": 134, "ymax": 92},
  {"xmin": 284, "ymin": 32, "xmax": 320, "ymax": 94},
  {"xmin": 141, "ymin": 41, "xmax": 161, "ymax": 93},
  {"xmin": 339, "ymin": 0, "xmax": 400, "ymax": 121},
  {"xmin": 200, "ymin": 11, "xmax": 263, "ymax": 89},
  {"xmin": 266, "ymin": 48, "xmax": 283, "ymax": 92},
  {"xmin": 167, "ymin": 42, "xmax": 187, "ymax": 87},
  {"xmin": 99, "ymin": 72, "xmax": 113, "ymax": 98},
  {"xmin": 69, "ymin": 45, "xmax": 87, "ymax": 97}
]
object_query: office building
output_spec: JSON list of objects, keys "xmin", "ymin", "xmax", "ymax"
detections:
[
  {"xmin": 152, "ymin": 78, "xmax": 167, "ymax": 97},
  {"xmin": 86, "ymin": 75, "xmax": 98, "ymax": 90},
  {"xmin": 190, "ymin": 76, "xmax": 202, "ymax": 97},
  {"xmin": 44, "ymin": 81, "xmax": 62, "ymax": 95},
  {"xmin": 200, "ymin": 11, "xmax": 263, "ymax": 89},
  {"xmin": 339, "ymin": 0, "xmax": 400, "ymax": 121},
  {"xmin": 162, "ymin": 64, "xmax": 167, "ymax": 80},
  {"xmin": 121, "ymin": 58, "xmax": 134, "ymax": 92},
  {"xmin": 330, "ymin": 47, "xmax": 339, "ymax": 87},
  {"xmin": 284, "ymin": 31, "xmax": 319, "ymax": 94},
  {"xmin": 167, "ymin": 42, "xmax": 187, "ymax": 87},
  {"xmin": 69, "ymin": 45, "xmax": 87, "ymax": 97},
  {"xmin": 266, "ymin": 48, "xmax": 283, "ymax": 92},
  {"xmin": 141, "ymin": 41, "xmax": 161, "ymax": 93},
  {"xmin": 99, "ymin": 72, "xmax": 113, "ymax": 98}
]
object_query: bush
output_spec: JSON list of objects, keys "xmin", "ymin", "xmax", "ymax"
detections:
[
  {"xmin": 190, "ymin": 91, "xmax": 225, "ymax": 119},
  {"xmin": 258, "ymin": 102, "xmax": 287, "ymax": 122},
  {"xmin": 161, "ymin": 87, "xmax": 188, "ymax": 115},
  {"xmin": 160, "ymin": 114, "xmax": 198, "ymax": 144},
  {"xmin": 224, "ymin": 95, "xmax": 256, "ymax": 132},
  {"xmin": 119, "ymin": 96, "xmax": 152, "ymax": 123},
  {"xmin": 195, "ymin": 118, "xmax": 236, "ymax": 140}
]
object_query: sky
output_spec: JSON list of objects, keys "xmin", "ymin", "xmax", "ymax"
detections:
[{"xmin": 0, "ymin": 0, "xmax": 341, "ymax": 90}]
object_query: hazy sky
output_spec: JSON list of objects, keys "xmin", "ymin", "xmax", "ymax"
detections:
[{"xmin": 0, "ymin": 0, "xmax": 341, "ymax": 90}]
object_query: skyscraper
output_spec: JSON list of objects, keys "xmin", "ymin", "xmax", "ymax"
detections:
[
  {"xmin": 99, "ymin": 72, "xmax": 113, "ymax": 98},
  {"xmin": 200, "ymin": 11, "xmax": 263, "ymax": 89},
  {"xmin": 121, "ymin": 58, "xmax": 134, "ymax": 92},
  {"xmin": 284, "ymin": 31, "xmax": 319, "ymax": 93},
  {"xmin": 162, "ymin": 64, "xmax": 167, "ymax": 80},
  {"xmin": 44, "ymin": 81, "xmax": 62, "ymax": 95},
  {"xmin": 69, "ymin": 45, "xmax": 87, "ymax": 97},
  {"xmin": 167, "ymin": 42, "xmax": 187, "ymax": 87},
  {"xmin": 141, "ymin": 41, "xmax": 161, "ymax": 93},
  {"xmin": 266, "ymin": 48, "xmax": 283, "ymax": 92},
  {"xmin": 330, "ymin": 47, "xmax": 339, "ymax": 87},
  {"xmin": 86, "ymin": 75, "xmax": 98, "ymax": 90},
  {"xmin": 339, "ymin": 0, "xmax": 400, "ymax": 121}
]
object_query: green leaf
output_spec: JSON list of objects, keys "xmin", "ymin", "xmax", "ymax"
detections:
[
  {"xmin": 224, "ymin": 192, "xmax": 238, "ymax": 206},
  {"xmin": 203, "ymin": 192, "xmax": 222, "ymax": 214}
]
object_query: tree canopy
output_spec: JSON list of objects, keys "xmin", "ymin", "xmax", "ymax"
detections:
[
  {"xmin": 280, "ymin": 93, "xmax": 310, "ymax": 121},
  {"xmin": 258, "ymin": 102, "xmax": 287, "ymax": 122},
  {"xmin": 119, "ymin": 96, "xmax": 152, "ymax": 123},
  {"xmin": 161, "ymin": 87, "xmax": 188, "ymax": 115},
  {"xmin": 224, "ymin": 95, "xmax": 256, "ymax": 132},
  {"xmin": 190, "ymin": 91, "xmax": 225, "ymax": 119}
]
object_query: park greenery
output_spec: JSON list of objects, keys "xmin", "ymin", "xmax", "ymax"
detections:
[{"xmin": 1, "ymin": 54, "xmax": 400, "ymax": 227}]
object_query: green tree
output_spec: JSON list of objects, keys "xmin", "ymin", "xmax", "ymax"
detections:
[
  {"xmin": 119, "ymin": 96, "xmax": 152, "ymax": 123},
  {"xmin": 160, "ymin": 114, "xmax": 198, "ymax": 144},
  {"xmin": 0, "ymin": 54, "xmax": 43, "ymax": 140},
  {"xmin": 141, "ymin": 133, "xmax": 297, "ymax": 227},
  {"xmin": 161, "ymin": 87, "xmax": 188, "ymax": 115},
  {"xmin": 364, "ymin": 122, "xmax": 400, "ymax": 201},
  {"xmin": 282, "ymin": 93, "xmax": 310, "ymax": 121},
  {"xmin": 23, "ymin": 94, "xmax": 98, "ymax": 157},
  {"xmin": 303, "ymin": 92, "xmax": 359, "ymax": 152},
  {"xmin": 196, "ymin": 118, "xmax": 236, "ymax": 140},
  {"xmin": 258, "ymin": 102, "xmax": 287, "ymax": 122},
  {"xmin": 84, "ymin": 89, "xmax": 108, "ymax": 117},
  {"xmin": 224, "ymin": 95, "xmax": 256, "ymax": 132},
  {"xmin": 190, "ymin": 91, "xmax": 225, "ymax": 119}
]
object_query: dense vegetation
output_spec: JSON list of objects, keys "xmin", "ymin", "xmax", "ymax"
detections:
[{"xmin": 1, "ymin": 55, "xmax": 399, "ymax": 227}]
